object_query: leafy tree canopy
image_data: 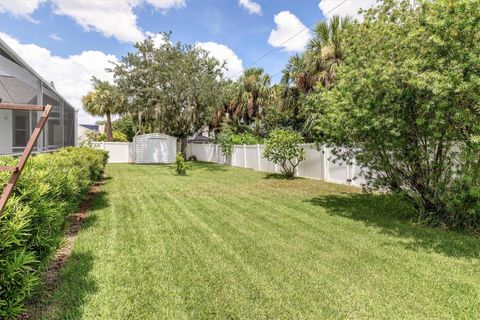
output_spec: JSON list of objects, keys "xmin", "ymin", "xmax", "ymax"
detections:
[{"xmin": 113, "ymin": 33, "xmax": 223, "ymax": 155}]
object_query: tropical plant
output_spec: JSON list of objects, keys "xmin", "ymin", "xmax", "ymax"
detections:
[
  {"xmin": 263, "ymin": 129, "xmax": 305, "ymax": 177},
  {"xmin": 236, "ymin": 67, "xmax": 271, "ymax": 123},
  {"xmin": 308, "ymin": 0, "xmax": 480, "ymax": 231},
  {"xmin": 304, "ymin": 15, "xmax": 351, "ymax": 87},
  {"xmin": 0, "ymin": 147, "xmax": 107, "ymax": 319},
  {"xmin": 175, "ymin": 153, "xmax": 189, "ymax": 176},
  {"xmin": 82, "ymin": 78, "xmax": 124, "ymax": 142},
  {"xmin": 281, "ymin": 54, "xmax": 317, "ymax": 94}
]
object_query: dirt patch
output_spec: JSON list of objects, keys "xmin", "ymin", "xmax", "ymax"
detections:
[{"xmin": 19, "ymin": 179, "xmax": 104, "ymax": 319}]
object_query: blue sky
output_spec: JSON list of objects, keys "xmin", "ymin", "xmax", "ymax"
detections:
[{"xmin": 0, "ymin": 0, "xmax": 375, "ymax": 123}]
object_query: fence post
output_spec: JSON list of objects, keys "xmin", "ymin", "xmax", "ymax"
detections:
[
  {"xmin": 232, "ymin": 145, "xmax": 236, "ymax": 167},
  {"xmin": 346, "ymin": 164, "xmax": 351, "ymax": 185},
  {"xmin": 323, "ymin": 145, "xmax": 328, "ymax": 181},
  {"xmin": 257, "ymin": 144, "xmax": 261, "ymax": 171},
  {"xmin": 243, "ymin": 144, "xmax": 247, "ymax": 168}
]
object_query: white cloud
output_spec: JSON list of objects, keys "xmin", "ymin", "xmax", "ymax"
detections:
[
  {"xmin": 239, "ymin": 0, "xmax": 261, "ymax": 15},
  {"xmin": 319, "ymin": 0, "xmax": 378, "ymax": 20},
  {"xmin": 0, "ymin": 32, "xmax": 118, "ymax": 123},
  {"xmin": 196, "ymin": 42, "xmax": 244, "ymax": 80},
  {"xmin": 0, "ymin": 0, "xmax": 45, "ymax": 21},
  {"xmin": 268, "ymin": 11, "xmax": 311, "ymax": 52},
  {"xmin": 0, "ymin": 0, "xmax": 186, "ymax": 43},
  {"xmin": 49, "ymin": 33, "xmax": 63, "ymax": 41},
  {"xmin": 51, "ymin": 0, "xmax": 145, "ymax": 43},
  {"xmin": 145, "ymin": 31, "xmax": 169, "ymax": 48},
  {"xmin": 146, "ymin": 0, "xmax": 185, "ymax": 11},
  {"xmin": 51, "ymin": 0, "xmax": 186, "ymax": 43}
]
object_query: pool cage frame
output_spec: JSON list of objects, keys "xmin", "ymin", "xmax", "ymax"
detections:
[{"xmin": 0, "ymin": 103, "xmax": 52, "ymax": 215}]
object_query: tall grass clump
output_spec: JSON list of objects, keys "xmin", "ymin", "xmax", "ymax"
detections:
[{"xmin": 0, "ymin": 147, "xmax": 108, "ymax": 319}]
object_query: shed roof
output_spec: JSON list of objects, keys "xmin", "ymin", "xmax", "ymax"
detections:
[{"xmin": 134, "ymin": 133, "xmax": 177, "ymax": 140}]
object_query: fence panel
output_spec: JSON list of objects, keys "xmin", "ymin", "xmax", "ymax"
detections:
[
  {"xmin": 297, "ymin": 144, "xmax": 324, "ymax": 180},
  {"xmin": 187, "ymin": 142, "xmax": 367, "ymax": 187},
  {"xmin": 351, "ymin": 162, "xmax": 367, "ymax": 187},
  {"xmin": 325, "ymin": 146, "xmax": 350, "ymax": 184},
  {"xmin": 244, "ymin": 145, "xmax": 258, "ymax": 170},
  {"xmin": 189, "ymin": 143, "xmax": 211, "ymax": 162},
  {"xmin": 211, "ymin": 145, "xmax": 225, "ymax": 164},
  {"xmin": 232, "ymin": 146, "xmax": 245, "ymax": 168},
  {"xmin": 92, "ymin": 142, "xmax": 131, "ymax": 163},
  {"xmin": 258, "ymin": 144, "xmax": 276, "ymax": 173}
]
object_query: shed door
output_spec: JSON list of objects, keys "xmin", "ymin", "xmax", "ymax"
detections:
[{"xmin": 148, "ymin": 138, "xmax": 166, "ymax": 163}]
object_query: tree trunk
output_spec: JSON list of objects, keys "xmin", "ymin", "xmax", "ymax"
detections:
[
  {"xmin": 180, "ymin": 136, "xmax": 188, "ymax": 159},
  {"xmin": 105, "ymin": 111, "xmax": 113, "ymax": 142}
]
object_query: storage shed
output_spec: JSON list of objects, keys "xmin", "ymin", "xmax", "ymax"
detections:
[{"xmin": 133, "ymin": 133, "xmax": 177, "ymax": 164}]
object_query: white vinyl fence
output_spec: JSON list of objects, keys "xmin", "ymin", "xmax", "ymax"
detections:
[
  {"xmin": 187, "ymin": 143, "xmax": 367, "ymax": 187},
  {"xmin": 91, "ymin": 142, "xmax": 134, "ymax": 163}
]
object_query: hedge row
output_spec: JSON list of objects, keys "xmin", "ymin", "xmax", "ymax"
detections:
[{"xmin": 0, "ymin": 147, "xmax": 108, "ymax": 319}]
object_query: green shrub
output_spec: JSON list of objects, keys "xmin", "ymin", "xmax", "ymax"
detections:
[
  {"xmin": 80, "ymin": 131, "xmax": 128, "ymax": 146},
  {"xmin": 175, "ymin": 153, "xmax": 189, "ymax": 176},
  {"xmin": 0, "ymin": 147, "xmax": 108, "ymax": 319},
  {"xmin": 112, "ymin": 115, "xmax": 135, "ymax": 142},
  {"xmin": 217, "ymin": 132, "xmax": 262, "ymax": 156},
  {"xmin": 307, "ymin": 0, "xmax": 480, "ymax": 231},
  {"xmin": 263, "ymin": 129, "xmax": 305, "ymax": 178}
]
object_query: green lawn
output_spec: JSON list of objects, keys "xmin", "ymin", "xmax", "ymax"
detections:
[{"xmin": 37, "ymin": 162, "xmax": 480, "ymax": 319}]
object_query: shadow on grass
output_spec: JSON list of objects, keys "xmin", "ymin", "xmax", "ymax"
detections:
[
  {"xmin": 306, "ymin": 193, "xmax": 480, "ymax": 260},
  {"xmin": 45, "ymin": 251, "xmax": 97, "ymax": 319},
  {"xmin": 190, "ymin": 161, "xmax": 228, "ymax": 172},
  {"xmin": 89, "ymin": 190, "xmax": 110, "ymax": 212},
  {"xmin": 25, "ymin": 180, "xmax": 109, "ymax": 319},
  {"xmin": 263, "ymin": 173, "xmax": 303, "ymax": 180}
]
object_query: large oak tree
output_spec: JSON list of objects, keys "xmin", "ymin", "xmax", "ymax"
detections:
[{"xmin": 113, "ymin": 33, "xmax": 223, "ymax": 156}]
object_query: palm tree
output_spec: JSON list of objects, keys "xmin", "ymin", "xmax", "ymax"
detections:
[
  {"xmin": 237, "ymin": 67, "xmax": 271, "ymax": 123},
  {"xmin": 305, "ymin": 15, "xmax": 352, "ymax": 87},
  {"xmin": 82, "ymin": 78, "xmax": 124, "ymax": 141},
  {"xmin": 281, "ymin": 54, "xmax": 317, "ymax": 94}
]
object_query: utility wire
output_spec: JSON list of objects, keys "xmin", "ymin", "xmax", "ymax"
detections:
[{"xmin": 230, "ymin": 0, "xmax": 349, "ymax": 80}]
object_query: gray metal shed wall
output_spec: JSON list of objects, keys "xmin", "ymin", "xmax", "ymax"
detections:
[{"xmin": 134, "ymin": 134, "xmax": 177, "ymax": 164}]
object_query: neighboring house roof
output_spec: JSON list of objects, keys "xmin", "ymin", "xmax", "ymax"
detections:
[
  {"xmin": 80, "ymin": 124, "xmax": 100, "ymax": 132},
  {"xmin": 187, "ymin": 135, "xmax": 211, "ymax": 143}
]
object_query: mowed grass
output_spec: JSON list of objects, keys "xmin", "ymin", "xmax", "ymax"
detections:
[{"xmin": 38, "ymin": 162, "xmax": 480, "ymax": 319}]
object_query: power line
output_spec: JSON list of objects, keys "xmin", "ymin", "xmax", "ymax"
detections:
[{"xmin": 231, "ymin": 0, "xmax": 349, "ymax": 79}]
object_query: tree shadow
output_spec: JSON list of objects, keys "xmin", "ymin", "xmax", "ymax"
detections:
[
  {"xmin": 96, "ymin": 176, "xmax": 112, "ymax": 185},
  {"xmin": 305, "ymin": 193, "xmax": 480, "ymax": 260},
  {"xmin": 24, "ymin": 180, "xmax": 109, "ymax": 319},
  {"xmin": 44, "ymin": 251, "xmax": 97, "ymax": 319},
  {"xmin": 89, "ymin": 190, "xmax": 110, "ymax": 212},
  {"xmin": 263, "ymin": 173, "xmax": 303, "ymax": 180},
  {"xmin": 191, "ymin": 162, "xmax": 228, "ymax": 172}
]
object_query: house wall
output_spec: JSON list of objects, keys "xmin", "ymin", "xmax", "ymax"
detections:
[
  {"xmin": 78, "ymin": 126, "xmax": 94, "ymax": 145},
  {"xmin": 0, "ymin": 110, "xmax": 12, "ymax": 154}
]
